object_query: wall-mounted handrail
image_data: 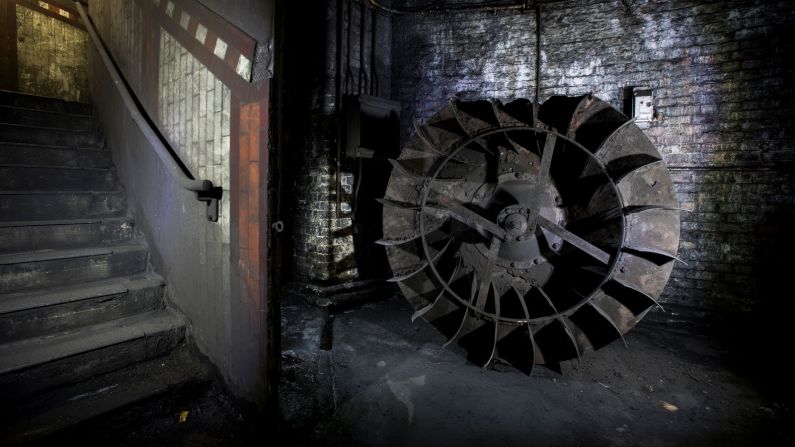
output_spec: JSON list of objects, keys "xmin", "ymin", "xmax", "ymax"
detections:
[{"xmin": 75, "ymin": 1, "xmax": 222, "ymax": 222}]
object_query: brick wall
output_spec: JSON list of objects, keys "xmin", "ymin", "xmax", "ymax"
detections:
[
  {"xmin": 391, "ymin": 0, "xmax": 795, "ymax": 313},
  {"xmin": 283, "ymin": 0, "xmax": 392, "ymax": 285}
]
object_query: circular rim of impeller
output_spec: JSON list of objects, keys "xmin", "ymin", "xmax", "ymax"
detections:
[{"xmin": 380, "ymin": 94, "xmax": 681, "ymax": 374}]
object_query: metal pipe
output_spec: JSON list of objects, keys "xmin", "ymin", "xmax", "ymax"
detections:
[
  {"xmin": 345, "ymin": 0, "xmax": 354, "ymax": 95},
  {"xmin": 369, "ymin": 3, "xmax": 379, "ymax": 96},
  {"xmin": 534, "ymin": 2, "xmax": 541, "ymax": 104},
  {"xmin": 336, "ymin": 0, "xmax": 344, "ymax": 110},
  {"xmin": 75, "ymin": 2, "xmax": 221, "ymax": 221},
  {"xmin": 358, "ymin": 0, "xmax": 369, "ymax": 95},
  {"xmin": 367, "ymin": 0, "xmax": 528, "ymax": 15},
  {"xmin": 337, "ymin": 0, "xmax": 350, "ymax": 215}
]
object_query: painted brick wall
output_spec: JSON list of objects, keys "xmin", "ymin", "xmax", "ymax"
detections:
[
  {"xmin": 285, "ymin": 0, "xmax": 392, "ymax": 284},
  {"xmin": 391, "ymin": 0, "xmax": 795, "ymax": 313},
  {"xmin": 89, "ymin": 0, "xmax": 274, "ymax": 400},
  {"xmin": 90, "ymin": 0, "xmax": 143, "ymax": 90},
  {"xmin": 159, "ymin": 30, "xmax": 232, "ymax": 241}
]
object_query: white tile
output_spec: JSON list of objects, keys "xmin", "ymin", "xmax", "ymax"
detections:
[
  {"xmin": 235, "ymin": 55, "xmax": 251, "ymax": 81},
  {"xmin": 179, "ymin": 11, "xmax": 190, "ymax": 30},
  {"xmin": 195, "ymin": 24, "xmax": 207, "ymax": 44},
  {"xmin": 213, "ymin": 38, "xmax": 227, "ymax": 60}
]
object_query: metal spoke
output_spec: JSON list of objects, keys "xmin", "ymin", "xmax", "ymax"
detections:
[
  {"xmin": 430, "ymin": 194, "xmax": 506, "ymax": 239},
  {"xmin": 537, "ymin": 132, "xmax": 556, "ymax": 186},
  {"xmin": 537, "ymin": 215, "xmax": 610, "ymax": 264}
]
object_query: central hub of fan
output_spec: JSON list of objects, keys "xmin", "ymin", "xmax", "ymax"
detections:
[
  {"xmin": 504, "ymin": 212, "xmax": 529, "ymax": 238},
  {"xmin": 498, "ymin": 206, "xmax": 532, "ymax": 241}
]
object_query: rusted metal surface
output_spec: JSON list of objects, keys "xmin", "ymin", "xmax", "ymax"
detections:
[{"xmin": 380, "ymin": 95, "xmax": 680, "ymax": 373}]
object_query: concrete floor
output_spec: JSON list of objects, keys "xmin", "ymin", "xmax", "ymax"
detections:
[
  {"xmin": 280, "ymin": 292, "xmax": 793, "ymax": 447},
  {"xmin": 35, "ymin": 291, "xmax": 792, "ymax": 446}
]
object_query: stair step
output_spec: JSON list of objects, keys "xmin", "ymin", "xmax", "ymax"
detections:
[
  {"xmin": 0, "ymin": 166, "xmax": 117, "ymax": 191},
  {"xmin": 0, "ymin": 243, "xmax": 148, "ymax": 293},
  {"xmin": 0, "ymin": 142, "xmax": 111, "ymax": 168},
  {"xmin": 0, "ymin": 105, "xmax": 97, "ymax": 131},
  {"xmin": 0, "ymin": 274, "xmax": 165, "ymax": 342},
  {"xmin": 0, "ymin": 217, "xmax": 135, "ymax": 254},
  {"xmin": 0, "ymin": 123, "xmax": 103, "ymax": 147},
  {"xmin": 0, "ymin": 90, "xmax": 93, "ymax": 116},
  {"xmin": 0, "ymin": 190, "xmax": 126, "ymax": 221},
  {"xmin": 0, "ymin": 309, "xmax": 185, "ymax": 402},
  {"xmin": 0, "ymin": 346, "xmax": 211, "ymax": 446}
]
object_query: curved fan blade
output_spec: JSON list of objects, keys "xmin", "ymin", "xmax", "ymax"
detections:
[
  {"xmin": 565, "ymin": 95, "xmax": 629, "ymax": 149},
  {"xmin": 616, "ymin": 160, "xmax": 678, "ymax": 209},
  {"xmin": 568, "ymin": 302, "xmax": 627, "ymax": 350},
  {"xmin": 412, "ymin": 258, "xmax": 463, "ymax": 321},
  {"xmin": 613, "ymin": 251, "xmax": 675, "ymax": 299},
  {"xmin": 602, "ymin": 278, "xmax": 665, "ymax": 314},
  {"xmin": 495, "ymin": 286, "xmax": 539, "ymax": 375},
  {"xmin": 376, "ymin": 215, "xmax": 448, "ymax": 246},
  {"xmin": 492, "ymin": 98, "xmax": 538, "ymax": 128},
  {"xmin": 595, "ymin": 120, "xmax": 662, "ymax": 177},
  {"xmin": 623, "ymin": 208, "xmax": 680, "ymax": 261},
  {"xmin": 386, "ymin": 238, "xmax": 452, "ymax": 282},
  {"xmin": 591, "ymin": 291, "xmax": 643, "ymax": 332},
  {"xmin": 452, "ymin": 99, "xmax": 500, "ymax": 136}
]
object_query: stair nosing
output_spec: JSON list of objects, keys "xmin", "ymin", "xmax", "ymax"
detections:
[
  {"xmin": 0, "ymin": 90, "xmax": 93, "ymax": 116},
  {"xmin": 0, "ymin": 274, "xmax": 165, "ymax": 315},
  {"xmin": 0, "ymin": 104, "xmax": 96, "ymax": 120},
  {"xmin": 0, "ymin": 309, "xmax": 185, "ymax": 375},
  {"xmin": 0, "ymin": 164, "xmax": 114, "ymax": 172},
  {"xmin": 0, "ymin": 190, "xmax": 123, "ymax": 195},
  {"xmin": 0, "ymin": 217, "xmax": 129, "ymax": 228},
  {"xmin": 0, "ymin": 123, "xmax": 99, "ymax": 135},
  {"xmin": 0, "ymin": 141, "xmax": 106, "ymax": 152},
  {"xmin": 0, "ymin": 243, "xmax": 146, "ymax": 265}
]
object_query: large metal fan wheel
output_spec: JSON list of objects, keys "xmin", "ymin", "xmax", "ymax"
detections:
[{"xmin": 379, "ymin": 94, "xmax": 680, "ymax": 374}]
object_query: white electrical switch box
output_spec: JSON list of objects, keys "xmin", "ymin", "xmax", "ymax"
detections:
[{"xmin": 631, "ymin": 87, "xmax": 654, "ymax": 122}]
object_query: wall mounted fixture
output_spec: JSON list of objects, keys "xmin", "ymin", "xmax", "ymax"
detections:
[{"xmin": 631, "ymin": 86, "xmax": 654, "ymax": 122}]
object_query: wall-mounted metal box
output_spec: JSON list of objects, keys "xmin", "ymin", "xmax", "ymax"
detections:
[
  {"xmin": 344, "ymin": 95, "xmax": 401, "ymax": 159},
  {"xmin": 631, "ymin": 87, "xmax": 654, "ymax": 122}
]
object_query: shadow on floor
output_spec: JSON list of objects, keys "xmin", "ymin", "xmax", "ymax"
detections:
[{"xmin": 280, "ymin": 292, "xmax": 793, "ymax": 447}]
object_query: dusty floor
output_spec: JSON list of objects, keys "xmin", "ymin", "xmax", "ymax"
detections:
[
  {"xmin": 280, "ymin": 292, "xmax": 793, "ymax": 447},
  {"xmin": 38, "ymin": 291, "xmax": 792, "ymax": 446},
  {"xmin": 42, "ymin": 383, "xmax": 261, "ymax": 447}
]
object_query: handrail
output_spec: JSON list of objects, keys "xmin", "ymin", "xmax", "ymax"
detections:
[{"xmin": 75, "ymin": 2, "xmax": 222, "ymax": 222}]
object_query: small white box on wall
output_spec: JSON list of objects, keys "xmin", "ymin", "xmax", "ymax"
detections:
[{"xmin": 631, "ymin": 87, "xmax": 654, "ymax": 122}]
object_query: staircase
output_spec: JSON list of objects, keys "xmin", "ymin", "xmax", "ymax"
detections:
[{"xmin": 0, "ymin": 91, "xmax": 210, "ymax": 444}]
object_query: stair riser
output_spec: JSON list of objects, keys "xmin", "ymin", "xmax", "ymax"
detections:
[
  {"xmin": 0, "ymin": 145, "xmax": 111, "ymax": 169},
  {"xmin": 0, "ymin": 92, "xmax": 92, "ymax": 116},
  {"xmin": 0, "ymin": 125, "xmax": 103, "ymax": 147},
  {"xmin": 0, "ymin": 221, "xmax": 135, "ymax": 254},
  {"xmin": 0, "ymin": 326, "xmax": 184, "ymax": 401},
  {"xmin": 0, "ymin": 108, "xmax": 96, "ymax": 132},
  {"xmin": 0, "ymin": 285, "xmax": 164, "ymax": 343},
  {"xmin": 0, "ymin": 193, "xmax": 126, "ymax": 221},
  {"xmin": 0, "ymin": 168, "xmax": 117, "ymax": 191},
  {"xmin": 0, "ymin": 250, "xmax": 148, "ymax": 293}
]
